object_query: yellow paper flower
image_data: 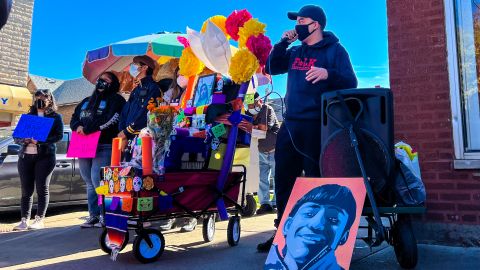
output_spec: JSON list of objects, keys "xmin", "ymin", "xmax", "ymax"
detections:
[
  {"xmin": 179, "ymin": 47, "xmax": 205, "ymax": 77},
  {"xmin": 201, "ymin": 15, "xmax": 230, "ymax": 39},
  {"xmin": 229, "ymin": 49, "xmax": 259, "ymax": 84},
  {"xmin": 238, "ymin": 18, "xmax": 266, "ymax": 48}
]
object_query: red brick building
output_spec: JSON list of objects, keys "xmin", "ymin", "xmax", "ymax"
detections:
[{"xmin": 388, "ymin": 0, "xmax": 479, "ymax": 245}]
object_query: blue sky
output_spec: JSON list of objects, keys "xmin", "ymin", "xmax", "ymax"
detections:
[{"xmin": 28, "ymin": 0, "xmax": 389, "ymax": 96}]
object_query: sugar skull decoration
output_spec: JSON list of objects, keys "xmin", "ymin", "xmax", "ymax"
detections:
[
  {"xmin": 99, "ymin": 180, "xmax": 105, "ymax": 187},
  {"xmin": 143, "ymin": 176, "xmax": 155, "ymax": 191},
  {"xmin": 120, "ymin": 178, "xmax": 126, "ymax": 192},
  {"xmin": 108, "ymin": 179, "xmax": 115, "ymax": 194},
  {"xmin": 112, "ymin": 167, "xmax": 119, "ymax": 181},
  {"xmin": 133, "ymin": 176, "xmax": 143, "ymax": 192},
  {"xmin": 211, "ymin": 137, "xmax": 221, "ymax": 151},
  {"xmin": 114, "ymin": 181, "xmax": 120, "ymax": 193},
  {"xmin": 104, "ymin": 167, "xmax": 113, "ymax": 181},
  {"xmin": 126, "ymin": 177, "xmax": 133, "ymax": 192}
]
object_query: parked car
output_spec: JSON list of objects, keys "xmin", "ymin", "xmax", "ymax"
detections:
[{"xmin": 0, "ymin": 127, "xmax": 87, "ymax": 212}]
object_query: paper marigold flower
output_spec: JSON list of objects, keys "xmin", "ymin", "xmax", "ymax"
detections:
[
  {"xmin": 226, "ymin": 9, "xmax": 252, "ymax": 41},
  {"xmin": 238, "ymin": 18, "xmax": 266, "ymax": 48},
  {"xmin": 201, "ymin": 15, "xmax": 229, "ymax": 39},
  {"xmin": 229, "ymin": 49, "xmax": 259, "ymax": 84},
  {"xmin": 246, "ymin": 33, "xmax": 272, "ymax": 66},
  {"xmin": 179, "ymin": 47, "xmax": 204, "ymax": 77}
]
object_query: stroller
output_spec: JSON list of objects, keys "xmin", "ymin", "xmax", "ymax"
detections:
[{"xmin": 320, "ymin": 88, "xmax": 426, "ymax": 269}]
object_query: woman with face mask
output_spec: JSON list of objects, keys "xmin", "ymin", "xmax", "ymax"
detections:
[
  {"xmin": 13, "ymin": 89, "xmax": 64, "ymax": 231},
  {"xmin": 162, "ymin": 68, "xmax": 187, "ymax": 104},
  {"xmin": 70, "ymin": 72, "xmax": 126, "ymax": 228}
]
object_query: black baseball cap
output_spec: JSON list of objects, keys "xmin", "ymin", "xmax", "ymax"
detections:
[{"xmin": 288, "ymin": 5, "xmax": 327, "ymax": 30}]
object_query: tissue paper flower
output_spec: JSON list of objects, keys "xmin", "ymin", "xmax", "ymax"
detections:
[
  {"xmin": 238, "ymin": 18, "xmax": 266, "ymax": 48},
  {"xmin": 177, "ymin": 36, "xmax": 190, "ymax": 48},
  {"xmin": 246, "ymin": 33, "xmax": 272, "ymax": 66},
  {"xmin": 179, "ymin": 47, "xmax": 205, "ymax": 77},
  {"xmin": 226, "ymin": 9, "xmax": 252, "ymax": 41},
  {"xmin": 201, "ymin": 15, "xmax": 229, "ymax": 39},
  {"xmin": 229, "ymin": 49, "xmax": 259, "ymax": 84}
]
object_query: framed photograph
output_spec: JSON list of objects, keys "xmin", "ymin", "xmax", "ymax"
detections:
[
  {"xmin": 265, "ymin": 178, "xmax": 366, "ymax": 270},
  {"xmin": 193, "ymin": 74, "xmax": 216, "ymax": 107}
]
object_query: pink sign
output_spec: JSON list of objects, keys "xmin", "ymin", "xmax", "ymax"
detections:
[{"xmin": 66, "ymin": 131, "xmax": 101, "ymax": 158}]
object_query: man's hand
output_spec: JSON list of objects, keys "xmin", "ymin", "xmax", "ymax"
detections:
[
  {"xmin": 117, "ymin": 130, "xmax": 127, "ymax": 139},
  {"xmin": 281, "ymin": 30, "xmax": 298, "ymax": 44},
  {"xmin": 257, "ymin": 124, "xmax": 268, "ymax": 131},
  {"xmin": 76, "ymin": 126, "xmax": 85, "ymax": 135},
  {"xmin": 306, "ymin": 67, "xmax": 328, "ymax": 83}
]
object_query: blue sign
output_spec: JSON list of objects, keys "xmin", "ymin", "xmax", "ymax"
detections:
[{"xmin": 13, "ymin": 114, "xmax": 54, "ymax": 142}]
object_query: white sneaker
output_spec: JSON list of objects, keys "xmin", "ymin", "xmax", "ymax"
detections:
[
  {"xmin": 13, "ymin": 218, "xmax": 29, "ymax": 231},
  {"xmin": 29, "ymin": 216, "xmax": 45, "ymax": 230}
]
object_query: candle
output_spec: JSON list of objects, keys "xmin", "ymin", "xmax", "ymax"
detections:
[
  {"xmin": 111, "ymin": 137, "xmax": 122, "ymax": 166},
  {"xmin": 141, "ymin": 136, "xmax": 153, "ymax": 175}
]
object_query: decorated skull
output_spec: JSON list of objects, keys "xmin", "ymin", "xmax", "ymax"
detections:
[
  {"xmin": 120, "ymin": 178, "xmax": 126, "ymax": 192},
  {"xmin": 114, "ymin": 181, "xmax": 120, "ymax": 193},
  {"xmin": 108, "ymin": 180, "xmax": 114, "ymax": 194},
  {"xmin": 99, "ymin": 180, "xmax": 105, "ymax": 187},
  {"xmin": 211, "ymin": 137, "xmax": 221, "ymax": 151},
  {"xmin": 104, "ymin": 168, "xmax": 113, "ymax": 180},
  {"xmin": 133, "ymin": 176, "xmax": 143, "ymax": 192},
  {"xmin": 126, "ymin": 177, "xmax": 133, "ymax": 192}
]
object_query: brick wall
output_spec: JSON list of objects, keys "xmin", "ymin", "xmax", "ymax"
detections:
[
  {"xmin": 387, "ymin": 0, "xmax": 480, "ymax": 243},
  {"xmin": 0, "ymin": 0, "xmax": 34, "ymax": 87},
  {"xmin": 58, "ymin": 104, "xmax": 77, "ymax": 124}
]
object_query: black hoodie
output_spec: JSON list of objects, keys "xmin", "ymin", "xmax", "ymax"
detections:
[
  {"xmin": 266, "ymin": 31, "xmax": 357, "ymax": 121},
  {"xmin": 70, "ymin": 89, "xmax": 126, "ymax": 145}
]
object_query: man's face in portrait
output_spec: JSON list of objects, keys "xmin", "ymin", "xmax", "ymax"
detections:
[{"xmin": 283, "ymin": 202, "xmax": 350, "ymax": 264}]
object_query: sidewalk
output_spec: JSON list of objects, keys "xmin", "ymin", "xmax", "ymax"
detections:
[{"xmin": 0, "ymin": 210, "xmax": 478, "ymax": 269}]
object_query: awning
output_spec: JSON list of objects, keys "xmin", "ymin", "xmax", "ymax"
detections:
[{"xmin": 0, "ymin": 84, "xmax": 32, "ymax": 114}]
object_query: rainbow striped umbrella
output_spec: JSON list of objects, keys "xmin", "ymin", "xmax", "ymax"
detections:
[{"xmin": 82, "ymin": 33, "xmax": 186, "ymax": 83}]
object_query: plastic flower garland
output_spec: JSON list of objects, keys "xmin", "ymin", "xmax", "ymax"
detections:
[
  {"xmin": 179, "ymin": 46, "xmax": 204, "ymax": 77},
  {"xmin": 238, "ymin": 18, "xmax": 266, "ymax": 48},
  {"xmin": 225, "ymin": 9, "xmax": 252, "ymax": 41},
  {"xmin": 229, "ymin": 48, "xmax": 259, "ymax": 84},
  {"xmin": 201, "ymin": 15, "xmax": 230, "ymax": 39}
]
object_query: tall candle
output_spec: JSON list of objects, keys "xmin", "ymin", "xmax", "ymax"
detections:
[
  {"xmin": 141, "ymin": 136, "xmax": 153, "ymax": 175},
  {"xmin": 111, "ymin": 137, "xmax": 122, "ymax": 166}
]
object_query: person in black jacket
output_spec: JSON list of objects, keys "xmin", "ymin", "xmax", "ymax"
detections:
[
  {"xmin": 70, "ymin": 71, "xmax": 126, "ymax": 228},
  {"xmin": 258, "ymin": 5, "xmax": 358, "ymax": 252},
  {"xmin": 13, "ymin": 89, "xmax": 64, "ymax": 231},
  {"xmin": 118, "ymin": 55, "xmax": 161, "ymax": 161}
]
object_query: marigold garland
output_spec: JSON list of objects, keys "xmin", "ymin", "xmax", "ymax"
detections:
[
  {"xmin": 228, "ymin": 49, "xmax": 259, "ymax": 84},
  {"xmin": 201, "ymin": 15, "xmax": 230, "ymax": 39},
  {"xmin": 179, "ymin": 47, "xmax": 204, "ymax": 77},
  {"xmin": 238, "ymin": 18, "xmax": 266, "ymax": 48},
  {"xmin": 225, "ymin": 9, "xmax": 252, "ymax": 41},
  {"xmin": 245, "ymin": 34, "xmax": 272, "ymax": 67}
]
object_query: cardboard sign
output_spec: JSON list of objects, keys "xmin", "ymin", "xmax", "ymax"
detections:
[
  {"xmin": 66, "ymin": 131, "xmax": 101, "ymax": 158},
  {"xmin": 265, "ymin": 178, "xmax": 366, "ymax": 270},
  {"xmin": 211, "ymin": 123, "xmax": 226, "ymax": 138},
  {"xmin": 12, "ymin": 114, "xmax": 54, "ymax": 142}
]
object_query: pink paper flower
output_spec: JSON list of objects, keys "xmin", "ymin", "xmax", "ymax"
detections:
[
  {"xmin": 177, "ymin": 36, "xmax": 190, "ymax": 48},
  {"xmin": 226, "ymin": 9, "xmax": 252, "ymax": 41},
  {"xmin": 246, "ymin": 34, "xmax": 272, "ymax": 66}
]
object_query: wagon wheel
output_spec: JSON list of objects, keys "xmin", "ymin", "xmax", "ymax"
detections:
[
  {"xmin": 202, "ymin": 214, "xmax": 216, "ymax": 242},
  {"xmin": 133, "ymin": 229, "xmax": 165, "ymax": 263},
  {"xmin": 392, "ymin": 215, "xmax": 418, "ymax": 269},
  {"xmin": 242, "ymin": 194, "xmax": 257, "ymax": 217},
  {"xmin": 227, "ymin": 216, "xmax": 241, "ymax": 246},
  {"xmin": 99, "ymin": 228, "xmax": 129, "ymax": 254}
]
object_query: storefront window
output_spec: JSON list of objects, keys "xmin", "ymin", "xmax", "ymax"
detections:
[{"xmin": 454, "ymin": 0, "xmax": 480, "ymax": 151}]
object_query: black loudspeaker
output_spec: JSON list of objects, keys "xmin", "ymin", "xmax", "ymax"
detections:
[
  {"xmin": 0, "ymin": 0, "xmax": 12, "ymax": 30},
  {"xmin": 320, "ymin": 88, "xmax": 394, "ymax": 199}
]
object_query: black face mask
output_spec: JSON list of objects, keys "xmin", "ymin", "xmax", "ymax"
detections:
[
  {"xmin": 295, "ymin": 22, "xmax": 317, "ymax": 42},
  {"xmin": 95, "ymin": 78, "xmax": 110, "ymax": 92},
  {"xmin": 35, "ymin": 99, "xmax": 46, "ymax": 109}
]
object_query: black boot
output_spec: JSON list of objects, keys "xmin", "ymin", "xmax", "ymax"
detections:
[{"xmin": 257, "ymin": 233, "xmax": 275, "ymax": 252}]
